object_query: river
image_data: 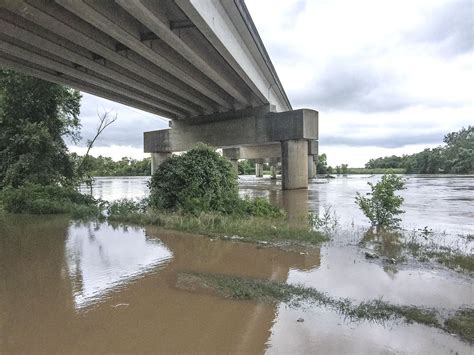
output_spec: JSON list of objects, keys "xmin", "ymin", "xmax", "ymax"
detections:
[{"xmin": 1, "ymin": 175, "xmax": 473, "ymax": 354}]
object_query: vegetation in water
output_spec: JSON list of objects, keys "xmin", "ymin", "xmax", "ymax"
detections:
[
  {"xmin": 176, "ymin": 272, "xmax": 473, "ymax": 342},
  {"xmin": 355, "ymin": 174, "xmax": 406, "ymax": 227},
  {"xmin": 360, "ymin": 227, "xmax": 474, "ymax": 275},
  {"xmin": 107, "ymin": 198, "xmax": 328, "ymax": 245},
  {"xmin": 0, "ymin": 183, "xmax": 102, "ymax": 218},
  {"xmin": 0, "ymin": 70, "xmax": 81, "ymax": 188},
  {"xmin": 444, "ymin": 309, "xmax": 474, "ymax": 343}
]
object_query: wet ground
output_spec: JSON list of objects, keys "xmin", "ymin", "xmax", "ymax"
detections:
[{"xmin": 2, "ymin": 175, "xmax": 473, "ymax": 354}]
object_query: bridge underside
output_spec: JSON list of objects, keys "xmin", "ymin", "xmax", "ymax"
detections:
[{"xmin": 0, "ymin": 0, "xmax": 318, "ymax": 189}]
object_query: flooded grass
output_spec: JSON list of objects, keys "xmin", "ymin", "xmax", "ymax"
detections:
[
  {"xmin": 108, "ymin": 210, "xmax": 329, "ymax": 245},
  {"xmin": 177, "ymin": 272, "xmax": 474, "ymax": 342},
  {"xmin": 404, "ymin": 241, "xmax": 474, "ymax": 274},
  {"xmin": 445, "ymin": 309, "xmax": 474, "ymax": 343},
  {"xmin": 360, "ymin": 228, "xmax": 474, "ymax": 275}
]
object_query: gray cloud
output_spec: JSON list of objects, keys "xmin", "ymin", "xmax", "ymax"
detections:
[
  {"xmin": 321, "ymin": 131, "xmax": 445, "ymax": 148},
  {"xmin": 69, "ymin": 94, "xmax": 168, "ymax": 148},
  {"xmin": 291, "ymin": 57, "xmax": 415, "ymax": 112},
  {"xmin": 409, "ymin": 0, "xmax": 474, "ymax": 57}
]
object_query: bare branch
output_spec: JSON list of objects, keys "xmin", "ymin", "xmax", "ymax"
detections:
[{"xmin": 77, "ymin": 109, "xmax": 118, "ymax": 176}]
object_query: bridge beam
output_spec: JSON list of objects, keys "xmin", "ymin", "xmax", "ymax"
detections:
[{"xmin": 145, "ymin": 108, "xmax": 318, "ymax": 189}]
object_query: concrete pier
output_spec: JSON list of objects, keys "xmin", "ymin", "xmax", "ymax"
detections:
[
  {"xmin": 281, "ymin": 140, "xmax": 308, "ymax": 190},
  {"xmin": 255, "ymin": 163, "xmax": 264, "ymax": 177},
  {"xmin": 270, "ymin": 165, "xmax": 277, "ymax": 179},
  {"xmin": 151, "ymin": 152, "xmax": 171, "ymax": 174}
]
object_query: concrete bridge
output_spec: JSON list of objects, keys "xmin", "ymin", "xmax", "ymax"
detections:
[{"xmin": 0, "ymin": 0, "xmax": 319, "ymax": 189}]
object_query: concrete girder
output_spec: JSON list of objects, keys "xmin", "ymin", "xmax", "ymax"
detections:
[
  {"xmin": 2, "ymin": 0, "xmax": 215, "ymax": 113},
  {"xmin": 56, "ymin": 0, "xmax": 233, "ymax": 109},
  {"xmin": 0, "ymin": 40, "xmax": 186, "ymax": 118},
  {"xmin": 115, "ymin": 0, "xmax": 250, "ymax": 107},
  {"xmin": 0, "ymin": 55, "xmax": 174, "ymax": 117},
  {"xmin": 0, "ymin": 18, "xmax": 201, "ymax": 116},
  {"xmin": 175, "ymin": 0, "xmax": 291, "ymax": 112}
]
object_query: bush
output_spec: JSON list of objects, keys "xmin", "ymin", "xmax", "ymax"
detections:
[
  {"xmin": 148, "ymin": 144, "xmax": 283, "ymax": 217},
  {"xmin": 355, "ymin": 174, "xmax": 405, "ymax": 227},
  {"xmin": 149, "ymin": 144, "xmax": 239, "ymax": 214},
  {"xmin": 0, "ymin": 183, "xmax": 101, "ymax": 217}
]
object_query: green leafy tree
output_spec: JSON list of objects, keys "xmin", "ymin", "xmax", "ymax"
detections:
[
  {"xmin": 0, "ymin": 70, "xmax": 81, "ymax": 188},
  {"xmin": 355, "ymin": 174, "xmax": 406, "ymax": 227},
  {"xmin": 341, "ymin": 164, "xmax": 348, "ymax": 174},
  {"xmin": 238, "ymin": 159, "xmax": 255, "ymax": 175},
  {"xmin": 365, "ymin": 127, "xmax": 473, "ymax": 174},
  {"xmin": 443, "ymin": 126, "xmax": 473, "ymax": 173},
  {"xmin": 317, "ymin": 153, "xmax": 329, "ymax": 174}
]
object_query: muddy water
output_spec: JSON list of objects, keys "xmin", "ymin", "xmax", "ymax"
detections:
[
  {"xmin": 2, "ymin": 175, "xmax": 473, "ymax": 353},
  {"xmin": 0, "ymin": 215, "xmax": 472, "ymax": 353}
]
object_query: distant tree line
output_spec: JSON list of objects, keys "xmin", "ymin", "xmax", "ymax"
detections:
[
  {"xmin": 70, "ymin": 154, "xmax": 151, "ymax": 177},
  {"xmin": 365, "ymin": 127, "xmax": 473, "ymax": 174}
]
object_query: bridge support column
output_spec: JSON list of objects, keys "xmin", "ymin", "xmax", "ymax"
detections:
[
  {"xmin": 281, "ymin": 140, "xmax": 308, "ymax": 190},
  {"xmin": 270, "ymin": 165, "xmax": 277, "ymax": 179},
  {"xmin": 222, "ymin": 148, "xmax": 240, "ymax": 175},
  {"xmin": 308, "ymin": 155, "xmax": 316, "ymax": 178},
  {"xmin": 151, "ymin": 152, "xmax": 171, "ymax": 174},
  {"xmin": 308, "ymin": 140, "xmax": 319, "ymax": 177},
  {"xmin": 255, "ymin": 162, "xmax": 264, "ymax": 177}
]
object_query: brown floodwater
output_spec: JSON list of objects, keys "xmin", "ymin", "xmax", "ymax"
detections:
[{"xmin": 2, "ymin": 175, "xmax": 473, "ymax": 353}]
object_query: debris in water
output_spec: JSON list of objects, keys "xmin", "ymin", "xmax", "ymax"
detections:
[
  {"xmin": 112, "ymin": 303, "xmax": 129, "ymax": 308},
  {"xmin": 365, "ymin": 251, "xmax": 379, "ymax": 259},
  {"xmin": 297, "ymin": 318, "xmax": 304, "ymax": 323}
]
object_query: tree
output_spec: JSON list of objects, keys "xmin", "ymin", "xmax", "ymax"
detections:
[
  {"xmin": 443, "ymin": 126, "xmax": 473, "ymax": 173},
  {"xmin": 76, "ymin": 110, "xmax": 117, "ymax": 192},
  {"xmin": 238, "ymin": 159, "xmax": 255, "ymax": 175},
  {"xmin": 355, "ymin": 174, "xmax": 405, "ymax": 227},
  {"xmin": 317, "ymin": 153, "xmax": 329, "ymax": 174},
  {"xmin": 341, "ymin": 164, "xmax": 348, "ymax": 175},
  {"xmin": 0, "ymin": 70, "xmax": 81, "ymax": 188}
]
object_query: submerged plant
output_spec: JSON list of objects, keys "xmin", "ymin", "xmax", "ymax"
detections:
[
  {"xmin": 175, "ymin": 272, "xmax": 474, "ymax": 341},
  {"xmin": 355, "ymin": 174, "xmax": 406, "ymax": 228}
]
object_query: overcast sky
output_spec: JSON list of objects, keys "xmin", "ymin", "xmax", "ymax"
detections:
[{"xmin": 69, "ymin": 0, "xmax": 473, "ymax": 166}]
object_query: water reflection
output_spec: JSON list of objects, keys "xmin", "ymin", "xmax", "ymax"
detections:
[
  {"xmin": 360, "ymin": 228, "xmax": 404, "ymax": 276},
  {"xmin": 65, "ymin": 222, "xmax": 172, "ymax": 309},
  {"xmin": 0, "ymin": 216, "xmax": 320, "ymax": 353}
]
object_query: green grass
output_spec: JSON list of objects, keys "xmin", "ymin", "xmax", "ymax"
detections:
[
  {"xmin": 177, "ymin": 272, "xmax": 473, "ymax": 342},
  {"xmin": 445, "ymin": 309, "xmax": 474, "ymax": 343},
  {"xmin": 108, "ymin": 209, "xmax": 328, "ymax": 245}
]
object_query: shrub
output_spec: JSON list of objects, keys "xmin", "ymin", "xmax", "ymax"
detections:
[
  {"xmin": 148, "ymin": 144, "xmax": 283, "ymax": 217},
  {"xmin": 148, "ymin": 144, "xmax": 239, "ymax": 214},
  {"xmin": 0, "ymin": 183, "xmax": 101, "ymax": 217},
  {"xmin": 355, "ymin": 174, "xmax": 405, "ymax": 227}
]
